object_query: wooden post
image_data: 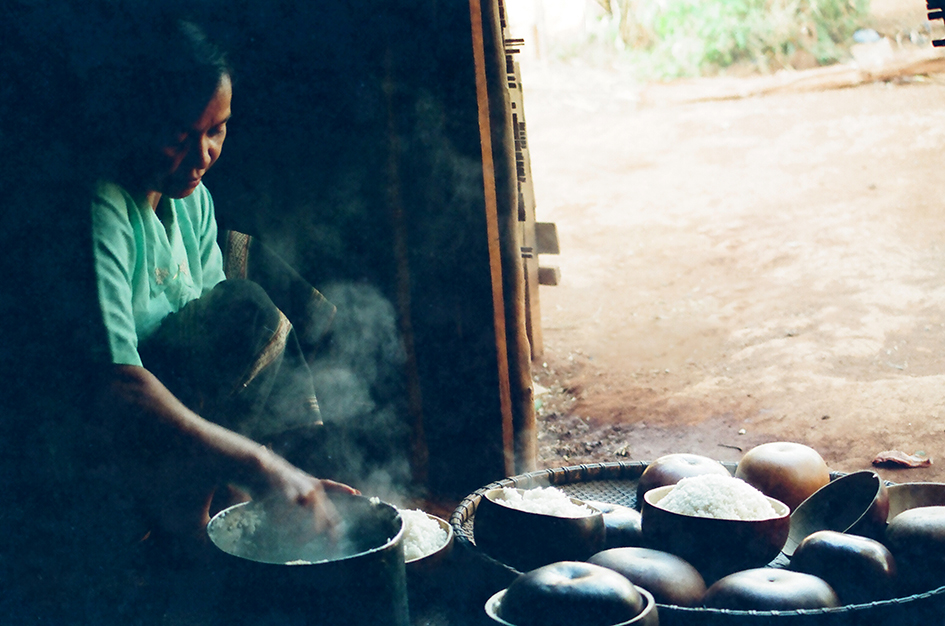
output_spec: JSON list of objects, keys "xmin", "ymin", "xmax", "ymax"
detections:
[{"xmin": 471, "ymin": 0, "xmax": 537, "ymax": 475}]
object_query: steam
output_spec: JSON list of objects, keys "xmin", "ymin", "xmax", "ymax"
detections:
[{"xmin": 307, "ymin": 281, "xmax": 413, "ymax": 503}]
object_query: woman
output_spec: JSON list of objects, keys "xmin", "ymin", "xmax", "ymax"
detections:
[{"xmin": 88, "ymin": 17, "xmax": 357, "ymax": 553}]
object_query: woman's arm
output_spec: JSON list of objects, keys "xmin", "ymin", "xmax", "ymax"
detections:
[{"xmin": 98, "ymin": 364, "xmax": 357, "ymax": 539}]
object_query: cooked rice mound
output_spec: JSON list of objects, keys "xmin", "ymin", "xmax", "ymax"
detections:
[
  {"xmin": 401, "ymin": 509, "xmax": 449, "ymax": 561},
  {"xmin": 658, "ymin": 474, "xmax": 778, "ymax": 520},
  {"xmin": 494, "ymin": 486, "xmax": 595, "ymax": 518}
]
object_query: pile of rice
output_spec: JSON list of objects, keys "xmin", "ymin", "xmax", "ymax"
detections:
[
  {"xmin": 657, "ymin": 474, "xmax": 778, "ymax": 520},
  {"xmin": 493, "ymin": 486, "xmax": 595, "ymax": 518},
  {"xmin": 212, "ymin": 507, "xmax": 265, "ymax": 557},
  {"xmin": 400, "ymin": 509, "xmax": 449, "ymax": 561}
]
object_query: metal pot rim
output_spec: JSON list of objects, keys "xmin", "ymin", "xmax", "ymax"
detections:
[{"xmin": 207, "ymin": 494, "xmax": 406, "ymax": 566}]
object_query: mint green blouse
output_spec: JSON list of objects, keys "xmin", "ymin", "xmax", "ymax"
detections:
[{"xmin": 91, "ymin": 181, "xmax": 226, "ymax": 366}]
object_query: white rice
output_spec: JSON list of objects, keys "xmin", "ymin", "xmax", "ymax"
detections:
[
  {"xmin": 657, "ymin": 474, "xmax": 778, "ymax": 520},
  {"xmin": 212, "ymin": 507, "xmax": 265, "ymax": 556},
  {"xmin": 400, "ymin": 509, "xmax": 449, "ymax": 561},
  {"xmin": 494, "ymin": 486, "xmax": 595, "ymax": 518}
]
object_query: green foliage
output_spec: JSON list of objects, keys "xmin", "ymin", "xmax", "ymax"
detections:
[{"xmin": 605, "ymin": 0, "xmax": 872, "ymax": 79}]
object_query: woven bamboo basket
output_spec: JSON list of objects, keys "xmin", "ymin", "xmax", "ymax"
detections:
[{"xmin": 450, "ymin": 461, "xmax": 945, "ymax": 626}]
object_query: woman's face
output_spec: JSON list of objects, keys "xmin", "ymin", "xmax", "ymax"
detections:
[{"xmin": 150, "ymin": 74, "xmax": 232, "ymax": 199}]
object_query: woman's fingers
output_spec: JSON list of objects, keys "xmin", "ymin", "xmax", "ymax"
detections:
[
  {"xmin": 256, "ymin": 452, "xmax": 360, "ymax": 539},
  {"xmin": 310, "ymin": 491, "xmax": 342, "ymax": 537},
  {"xmin": 319, "ymin": 478, "xmax": 360, "ymax": 495},
  {"xmin": 277, "ymin": 472, "xmax": 348, "ymax": 537}
]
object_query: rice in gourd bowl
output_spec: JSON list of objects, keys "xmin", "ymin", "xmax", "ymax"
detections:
[
  {"xmin": 474, "ymin": 485, "xmax": 606, "ymax": 571},
  {"xmin": 642, "ymin": 473, "xmax": 791, "ymax": 580},
  {"xmin": 400, "ymin": 509, "xmax": 451, "ymax": 562},
  {"xmin": 492, "ymin": 486, "xmax": 597, "ymax": 518},
  {"xmin": 658, "ymin": 474, "xmax": 778, "ymax": 521}
]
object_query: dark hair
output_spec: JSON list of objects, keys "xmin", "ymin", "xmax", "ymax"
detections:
[
  {"xmin": 141, "ymin": 19, "xmax": 231, "ymax": 137},
  {"xmin": 86, "ymin": 14, "xmax": 231, "ymax": 184}
]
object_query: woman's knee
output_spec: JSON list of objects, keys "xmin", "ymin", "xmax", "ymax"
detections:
[
  {"xmin": 204, "ymin": 279, "xmax": 280, "ymax": 331},
  {"xmin": 143, "ymin": 279, "xmax": 281, "ymax": 384}
]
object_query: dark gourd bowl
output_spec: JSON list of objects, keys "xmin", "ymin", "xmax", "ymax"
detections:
[
  {"xmin": 887, "ymin": 482, "xmax": 945, "ymax": 523},
  {"xmin": 473, "ymin": 488, "xmax": 605, "ymax": 572},
  {"xmin": 640, "ymin": 485, "xmax": 790, "ymax": 583},
  {"xmin": 783, "ymin": 470, "xmax": 889, "ymax": 557},
  {"xmin": 403, "ymin": 512, "xmax": 455, "ymax": 610},
  {"xmin": 885, "ymin": 505, "xmax": 945, "ymax": 594},
  {"xmin": 485, "ymin": 585, "xmax": 659, "ymax": 626},
  {"xmin": 404, "ymin": 512, "xmax": 454, "ymax": 573}
]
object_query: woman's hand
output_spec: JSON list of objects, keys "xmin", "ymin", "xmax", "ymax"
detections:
[{"xmin": 254, "ymin": 448, "xmax": 360, "ymax": 536}]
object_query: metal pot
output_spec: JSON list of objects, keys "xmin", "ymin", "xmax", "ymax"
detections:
[{"xmin": 206, "ymin": 493, "xmax": 409, "ymax": 626}]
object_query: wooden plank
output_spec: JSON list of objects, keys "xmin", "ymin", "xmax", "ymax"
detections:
[
  {"xmin": 470, "ymin": 0, "xmax": 516, "ymax": 478},
  {"xmin": 506, "ymin": 38, "xmax": 544, "ymax": 361},
  {"xmin": 488, "ymin": 0, "xmax": 537, "ymax": 475},
  {"xmin": 536, "ymin": 222, "xmax": 559, "ymax": 255},
  {"xmin": 538, "ymin": 266, "xmax": 561, "ymax": 286}
]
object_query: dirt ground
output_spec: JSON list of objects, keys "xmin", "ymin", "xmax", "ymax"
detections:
[{"xmin": 523, "ymin": 1, "xmax": 945, "ymax": 485}]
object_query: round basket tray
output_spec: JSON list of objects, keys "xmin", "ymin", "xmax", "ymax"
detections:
[{"xmin": 450, "ymin": 461, "xmax": 945, "ymax": 626}]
